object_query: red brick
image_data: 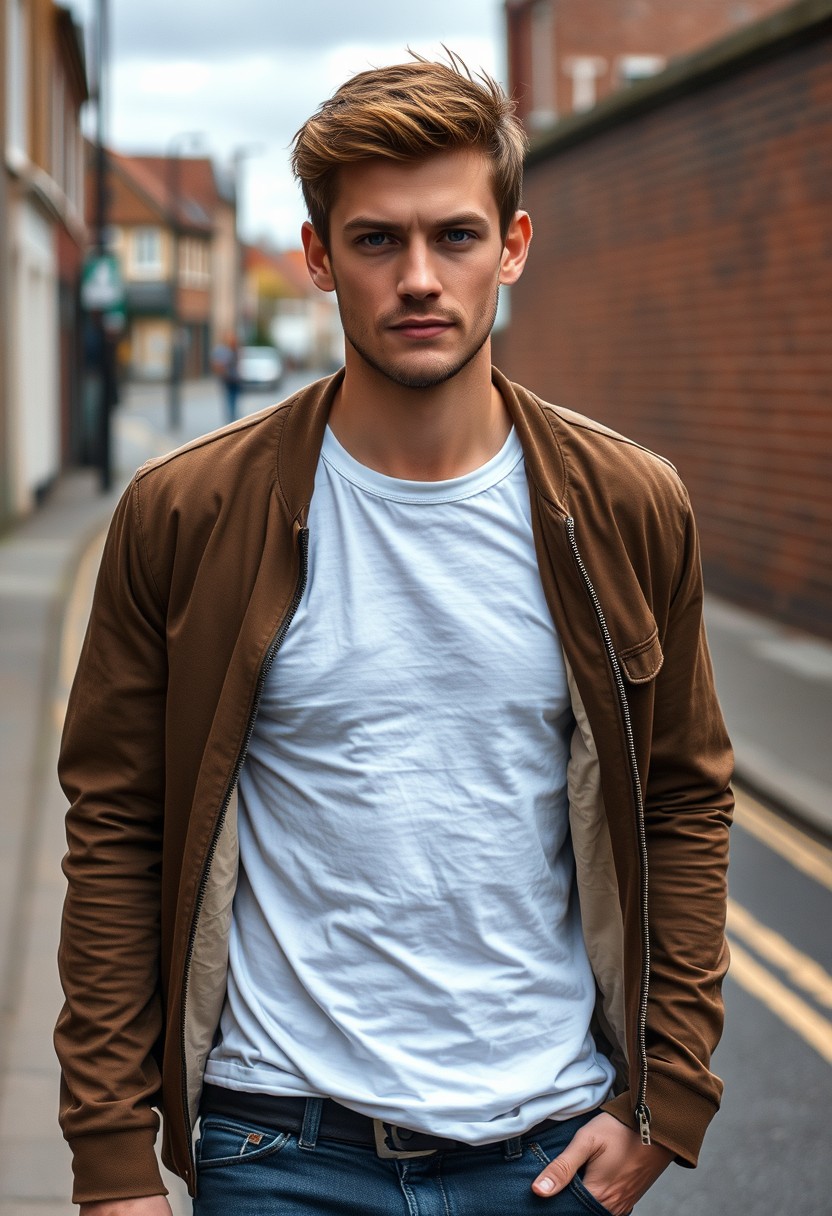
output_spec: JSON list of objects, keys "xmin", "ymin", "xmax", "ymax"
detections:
[{"xmin": 496, "ymin": 20, "xmax": 832, "ymax": 638}]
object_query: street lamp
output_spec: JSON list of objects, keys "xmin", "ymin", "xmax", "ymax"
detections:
[
  {"xmin": 167, "ymin": 131, "xmax": 204, "ymax": 431},
  {"xmin": 91, "ymin": 0, "xmax": 115, "ymax": 491},
  {"xmin": 231, "ymin": 144, "xmax": 264, "ymax": 344}
]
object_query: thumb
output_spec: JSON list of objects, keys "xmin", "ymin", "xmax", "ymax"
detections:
[{"xmin": 532, "ymin": 1129, "xmax": 594, "ymax": 1198}]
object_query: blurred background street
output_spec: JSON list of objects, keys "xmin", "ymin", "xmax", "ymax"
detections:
[{"xmin": 1, "ymin": 0, "xmax": 830, "ymax": 1213}]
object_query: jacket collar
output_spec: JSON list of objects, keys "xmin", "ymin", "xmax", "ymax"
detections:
[
  {"xmin": 277, "ymin": 368, "xmax": 343, "ymax": 525},
  {"xmin": 491, "ymin": 368, "xmax": 569, "ymax": 515}
]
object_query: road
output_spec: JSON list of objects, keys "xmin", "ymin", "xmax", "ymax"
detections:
[
  {"xmin": 638, "ymin": 792, "xmax": 832, "ymax": 1216},
  {"xmin": 0, "ymin": 373, "xmax": 829, "ymax": 1213},
  {"xmin": 112, "ymin": 370, "xmax": 319, "ymax": 471}
]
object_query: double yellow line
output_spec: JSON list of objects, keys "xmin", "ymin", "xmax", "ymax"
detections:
[{"xmin": 728, "ymin": 792, "xmax": 832, "ymax": 1065}]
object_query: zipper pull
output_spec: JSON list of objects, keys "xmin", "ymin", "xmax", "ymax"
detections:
[{"xmin": 636, "ymin": 1104, "xmax": 652, "ymax": 1146}]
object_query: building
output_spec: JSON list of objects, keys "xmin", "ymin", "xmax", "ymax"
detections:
[
  {"xmin": 506, "ymin": 0, "xmax": 790, "ymax": 129},
  {"xmin": 92, "ymin": 150, "xmax": 232, "ymax": 381},
  {"xmin": 124, "ymin": 153, "xmax": 238, "ymax": 362},
  {"xmin": 494, "ymin": 0, "xmax": 832, "ymax": 640},
  {"xmin": 2, "ymin": 0, "xmax": 87, "ymax": 523},
  {"xmin": 243, "ymin": 244, "xmax": 343, "ymax": 370}
]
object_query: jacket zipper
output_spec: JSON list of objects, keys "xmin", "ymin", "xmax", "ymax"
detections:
[
  {"xmin": 179, "ymin": 527, "xmax": 310, "ymax": 1176},
  {"xmin": 565, "ymin": 516, "xmax": 652, "ymax": 1146}
]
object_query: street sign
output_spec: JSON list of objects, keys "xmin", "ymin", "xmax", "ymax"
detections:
[{"xmin": 81, "ymin": 253, "xmax": 125, "ymax": 311}]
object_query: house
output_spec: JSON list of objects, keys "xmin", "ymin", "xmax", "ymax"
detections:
[
  {"xmin": 243, "ymin": 243, "xmax": 343, "ymax": 370},
  {"xmin": 124, "ymin": 153, "xmax": 238, "ymax": 363},
  {"xmin": 92, "ymin": 150, "xmax": 226, "ymax": 381},
  {"xmin": 1, "ymin": 0, "xmax": 87, "ymax": 522}
]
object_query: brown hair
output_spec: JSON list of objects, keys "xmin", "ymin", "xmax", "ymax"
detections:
[{"xmin": 291, "ymin": 51, "xmax": 527, "ymax": 246}]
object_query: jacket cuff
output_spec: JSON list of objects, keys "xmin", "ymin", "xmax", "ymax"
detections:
[
  {"xmin": 68, "ymin": 1128, "xmax": 168, "ymax": 1204},
  {"xmin": 601, "ymin": 1070, "xmax": 719, "ymax": 1167}
]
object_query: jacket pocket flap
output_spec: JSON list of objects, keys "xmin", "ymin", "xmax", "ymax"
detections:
[{"xmin": 619, "ymin": 630, "xmax": 664, "ymax": 684}]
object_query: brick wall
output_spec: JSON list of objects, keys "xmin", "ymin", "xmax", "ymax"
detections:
[{"xmin": 495, "ymin": 7, "xmax": 832, "ymax": 639}]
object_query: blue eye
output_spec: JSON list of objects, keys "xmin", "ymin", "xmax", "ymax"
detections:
[
  {"xmin": 361, "ymin": 233, "xmax": 391, "ymax": 247},
  {"xmin": 445, "ymin": 230, "xmax": 473, "ymax": 243}
]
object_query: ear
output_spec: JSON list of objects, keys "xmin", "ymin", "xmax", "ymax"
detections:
[
  {"xmin": 498, "ymin": 211, "xmax": 533, "ymax": 286},
  {"xmin": 301, "ymin": 221, "xmax": 335, "ymax": 292}
]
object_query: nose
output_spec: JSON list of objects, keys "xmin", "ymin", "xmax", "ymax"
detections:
[{"xmin": 397, "ymin": 241, "xmax": 441, "ymax": 300}]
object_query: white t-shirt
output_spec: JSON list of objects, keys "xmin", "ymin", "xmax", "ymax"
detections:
[{"xmin": 204, "ymin": 425, "xmax": 614, "ymax": 1141}]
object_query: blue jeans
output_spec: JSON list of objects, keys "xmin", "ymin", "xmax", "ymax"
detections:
[{"xmin": 194, "ymin": 1106, "xmax": 617, "ymax": 1215}]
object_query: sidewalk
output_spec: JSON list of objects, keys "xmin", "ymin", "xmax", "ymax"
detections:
[
  {"xmin": 705, "ymin": 598, "xmax": 832, "ymax": 838},
  {"xmin": 0, "ymin": 376, "xmax": 830, "ymax": 1211}
]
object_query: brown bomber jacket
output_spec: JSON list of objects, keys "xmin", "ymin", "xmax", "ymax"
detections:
[{"xmin": 55, "ymin": 369, "xmax": 733, "ymax": 1203}]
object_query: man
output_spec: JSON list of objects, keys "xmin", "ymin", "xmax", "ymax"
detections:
[
  {"xmin": 56, "ymin": 55, "xmax": 732, "ymax": 1216},
  {"xmin": 210, "ymin": 333, "xmax": 240, "ymax": 423}
]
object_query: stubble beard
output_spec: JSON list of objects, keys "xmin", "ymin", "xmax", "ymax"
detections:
[{"xmin": 339, "ymin": 285, "xmax": 501, "ymax": 391}]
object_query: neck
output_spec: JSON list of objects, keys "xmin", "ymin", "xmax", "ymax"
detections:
[{"xmin": 328, "ymin": 342, "xmax": 510, "ymax": 481}]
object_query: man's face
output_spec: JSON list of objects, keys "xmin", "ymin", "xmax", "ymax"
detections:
[{"xmin": 307, "ymin": 150, "xmax": 515, "ymax": 390}]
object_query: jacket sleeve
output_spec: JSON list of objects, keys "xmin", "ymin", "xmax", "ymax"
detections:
[
  {"xmin": 54, "ymin": 475, "xmax": 171, "ymax": 1203},
  {"xmin": 630, "ymin": 492, "xmax": 733, "ymax": 1164}
]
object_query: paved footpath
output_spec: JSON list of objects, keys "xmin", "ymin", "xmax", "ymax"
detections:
[
  {"xmin": 0, "ymin": 376, "xmax": 829, "ymax": 1211},
  {"xmin": 704, "ymin": 597, "xmax": 832, "ymax": 838}
]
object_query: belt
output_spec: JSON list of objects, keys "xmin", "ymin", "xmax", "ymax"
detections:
[{"xmin": 201, "ymin": 1083, "xmax": 558, "ymax": 1161}]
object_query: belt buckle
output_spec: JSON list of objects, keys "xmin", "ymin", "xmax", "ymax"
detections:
[{"xmin": 373, "ymin": 1119, "xmax": 437, "ymax": 1160}]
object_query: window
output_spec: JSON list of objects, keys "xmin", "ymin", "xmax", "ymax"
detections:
[
  {"xmin": 617, "ymin": 55, "xmax": 666, "ymax": 88},
  {"xmin": 132, "ymin": 227, "xmax": 164, "ymax": 277},
  {"xmin": 52, "ymin": 72, "xmax": 66, "ymax": 188},
  {"xmin": 6, "ymin": 0, "xmax": 28, "ymax": 161},
  {"xmin": 179, "ymin": 237, "xmax": 211, "ymax": 286},
  {"xmin": 528, "ymin": 0, "xmax": 557, "ymax": 131},
  {"xmin": 563, "ymin": 56, "xmax": 607, "ymax": 114}
]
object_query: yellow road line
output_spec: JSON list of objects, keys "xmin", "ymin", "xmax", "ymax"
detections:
[
  {"xmin": 727, "ymin": 899, "xmax": 832, "ymax": 1009},
  {"xmin": 728, "ymin": 937, "xmax": 832, "ymax": 1066},
  {"xmin": 734, "ymin": 789, "xmax": 832, "ymax": 892}
]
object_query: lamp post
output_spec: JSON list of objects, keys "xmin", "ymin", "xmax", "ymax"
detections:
[
  {"xmin": 231, "ymin": 144, "xmax": 264, "ymax": 344},
  {"xmin": 92, "ymin": 0, "xmax": 115, "ymax": 490},
  {"xmin": 167, "ymin": 131, "xmax": 203, "ymax": 431}
]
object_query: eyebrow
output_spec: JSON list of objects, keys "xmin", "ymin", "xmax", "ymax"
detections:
[{"xmin": 342, "ymin": 212, "xmax": 491, "ymax": 234}]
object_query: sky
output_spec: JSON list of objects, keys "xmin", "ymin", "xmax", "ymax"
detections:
[{"xmin": 68, "ymin": 0, "xmax": 505, "ymax": 249}]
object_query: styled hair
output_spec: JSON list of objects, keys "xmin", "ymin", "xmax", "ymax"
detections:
[{"xmin": 291, "ymin": 51, "xmax": 527, "ymax": 245}]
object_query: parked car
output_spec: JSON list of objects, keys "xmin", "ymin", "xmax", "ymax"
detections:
[{"xmin": 238, "ymin": 345, "xmax": 284, "ymax": 391}]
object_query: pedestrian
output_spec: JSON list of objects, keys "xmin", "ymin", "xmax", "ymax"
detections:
[
  {"xmin": 210, "ymin": 332, "xmax": 240, "ymax": 423},
  {"xmin": 55, "ymin": 52, "xmax": 733, "ymax": 1216}
]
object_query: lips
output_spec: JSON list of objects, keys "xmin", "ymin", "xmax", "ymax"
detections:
[{"xmin": 390, "ymin": 318, "xmax": 454, "ymax": 340}]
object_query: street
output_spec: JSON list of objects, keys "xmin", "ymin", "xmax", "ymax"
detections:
[
  {"xmin": 638, "ymin": 793, "xmax": 832, "ymax": 1215},
  {"xmin": 0, "ymin": 375, "xmax": 830, "ymax": 1214},
  {"xmin": 112, "ymin": 370, "xmax": 320, "ymax": 471}
]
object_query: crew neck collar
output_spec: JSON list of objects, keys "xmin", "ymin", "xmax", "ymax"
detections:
[{"xmin": 320, "ymin": 425, "xmax": 524, "ymax": 505}]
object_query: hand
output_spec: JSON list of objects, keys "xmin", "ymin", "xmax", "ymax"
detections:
[
  {"xmin": 531, "ymin": 1112, "xmax": 673, "ymax": 1214},
  {"xmin": 80, "ymin": 1198, "xmax": 172, "ymax": 1216}
]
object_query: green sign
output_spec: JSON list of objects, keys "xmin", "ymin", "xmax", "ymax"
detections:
[{"xmin": 81, "ymin": 254, "xmax": 125, "ymax": 311}]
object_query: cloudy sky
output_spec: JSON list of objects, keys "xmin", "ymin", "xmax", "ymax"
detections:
[{"xmin": 68, "ymin": 1, "xmax": 504, "ymax": 248}]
